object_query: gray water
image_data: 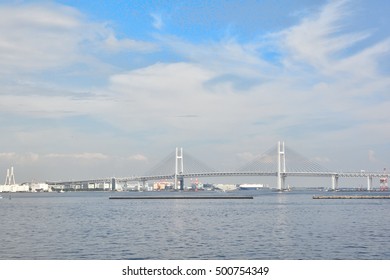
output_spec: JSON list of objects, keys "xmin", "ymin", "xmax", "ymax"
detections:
[{"xmin": 1, "ymin": 190, "xmax": 389, "ymax": 259}]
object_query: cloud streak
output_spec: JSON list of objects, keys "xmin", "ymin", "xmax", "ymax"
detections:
[{"xmin": 151, "ymin": 13, "xmax": 163, "ymax": 30}]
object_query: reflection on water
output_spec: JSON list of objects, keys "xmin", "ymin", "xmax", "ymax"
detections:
[{"xmin": 1, "ymin": 191, "xmax": 390, "ymax": 259}]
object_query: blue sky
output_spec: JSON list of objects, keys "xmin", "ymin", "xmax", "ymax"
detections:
[{"xmin": 0, "ymin": 0, "xmax": 389, "ymax": 185}]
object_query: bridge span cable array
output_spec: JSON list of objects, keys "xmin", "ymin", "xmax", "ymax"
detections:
[
  {"xmin": 144, "ymin": 151, "xmax": 176, "ymax": 176},
  {"xmin": 144, "ymin": 149, "xmax": 216, "ymax": 176},
  {"xmin": 145, "ymin": 144, "xmax": 331, "ymax": 177},
  {"xmin": 183, "ymin": 153, "xmax": 216, "ymax": 174},
  {"xmin": 237, "ymin": 145, "xmax": 278, "ymax": 172},
  {"xmin": 284, "ymin": 146, "xmax": 330, "ymax": 173},
  {"xmin": 237, "ymin": 144, "xmax": 330, "ymax": 173}
]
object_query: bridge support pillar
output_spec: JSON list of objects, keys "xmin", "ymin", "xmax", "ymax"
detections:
[
  {"xmin": 331, "ymin": 175, "xmax": 338, "ymax": 190},
  {"xmin": 175, "ymin": 147, "xmax": 184, "ymax": 190},
  {"xmin": 367, "ymin": 176, "xmax": 372, "ymax": 191},
  {"xmin": 138, "ymin": 180, "xmax": 146, "ymax": 191},
  {"xmin": 178, "ymin": 176, "xmax": 184, "ymax": 190},
  {"xmin": 175, "ymin": 176, "xmax": 185, "ymax": 190},
  {"xmin": 277, "ymin": 141, "xmax": 286, "ymax": 191},
  {"xmin": 277, "ymin": 175, "xmax": 286, "ymax": 191},
  {"xmin": 111, "ymin": 177, "xmax": 116, "ymax": 191}
]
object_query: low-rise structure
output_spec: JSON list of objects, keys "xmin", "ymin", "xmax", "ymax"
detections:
[
  {"xmin": 0, "ymin": 184, "xmax": 29, "ymax": 192},
  {"xmin": 30, "ymin": 183, "xmax": 50, "ymax": 192}
]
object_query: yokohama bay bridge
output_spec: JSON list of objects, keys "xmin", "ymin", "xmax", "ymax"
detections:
[{"xmin": 47, "ymin": 142, "xmax": 389, "ymax": 191}]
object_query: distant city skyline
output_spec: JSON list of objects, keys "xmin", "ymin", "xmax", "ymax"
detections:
[{"xmin": 0, "ymin": 0, "xmax": 389, "ymax": 183}]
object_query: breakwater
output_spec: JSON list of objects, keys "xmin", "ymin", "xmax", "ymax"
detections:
[
  {"xmin": 109, "ymin": 196, "xmax": 253, "ymax": 200},
  {"xmin": 313, "ymin": 195, "xmax": 390, "ymax": 199}
]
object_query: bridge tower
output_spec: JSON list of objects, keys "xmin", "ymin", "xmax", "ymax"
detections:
[
  {"xmin": 4, "ymin": 168, "xmax": 10, "ymax": 185},
  {"xmin": 174, "ymin": 147, "xmax": 184, "ymax": 190},
  {"xmin": 4, "ymin": 166, "xmax": 16, "ymax": 185},
  {"xmin": 277, "ymin": 141, "xmax": 286, "ymax": 190}
]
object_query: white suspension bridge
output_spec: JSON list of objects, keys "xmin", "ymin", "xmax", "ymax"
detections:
[{"xmin": 47, "ymin": 141, "xmax": 389, "ymax": 192}]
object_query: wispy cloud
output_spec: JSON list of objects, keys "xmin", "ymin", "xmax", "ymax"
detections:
[
  {"xmin": 151, "ymin": 13, "xmax": 163, "ymax": 30},
  {"xmin": 102, "ymin": 34, "xmax": 157, "ymax": 53},
  {"xmin": 0, "ymin": 152, "xmax": 40, "ymax": 164},
  {"xmin": 279, "ymin": 0, "xmax": 390, "ymax": 80},
  {"xmin": 368, "ymin": 149, "xmax": 376, "ymax": 162},
  {"xmin": 45, "ymin": 153, "xmax": 109, "ymax": 160},
  {"xmin": 0, "ymin": 3, "xmax": 157, "ymax": 74},
  {"xmin": 128, "ymin": 154, "xmax": 148, "ymax": 161}
]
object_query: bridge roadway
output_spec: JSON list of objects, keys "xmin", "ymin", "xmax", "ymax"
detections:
[
  {"xmin": 46, "ymin": 171, "xmax": 388, "ymax": 189},
  {"xmin": 125, "ymin": 171, "xmax": 388, "ymax": 182},
  {"xmin": 46, "ymin": 178, "xmax": 112, "ymax": 187}
]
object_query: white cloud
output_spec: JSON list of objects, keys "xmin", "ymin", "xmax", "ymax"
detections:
[
  {"xmin": 0, "ymin": 93, "xmax": 109, "ymax": 119},
  {"xmin": 151, "ymin": 13, "xmax": 163, "ymax": 30},
  {"xmin": 98, "ymin": 0, "xmax": 390, "ymax": 167},
  {"xmin": 159, "ymin": 35, "xmax": 275, "ymax": 79},
  {"xmin": 1, "ymin": 0, "xmax": 389, "ymax": 181},
  {"xmin": 109, "ymin": 62, "xmax": 213, "ymax": 94},
  {"xmin": 102, "ymin": 34, "xmax": 157, "ymax": 53},
  {"xmin": 0, "ymin": 152, "xmax": 40, "ymax": 164},
  {"xmin": 279, "ymin": 0, "xmax": 390, "ymax": 81},
  {"xmin": 0, "ymin": 3, "xmax": 156, "ymax": 73},
  {"xmin": 0, "ymin": 152, "xmax": 17, "ymax": 161},
  {"xmin": 103, "ymin": 61, "xmax": 257, "ymax": 142},
  {"xmin": 235, "ymin": 152, "xmax": 258, "ymax": 162},
  {"xmin": 0, "ymin": 152, "xmax": 108, "ymax": 163},
  {"xmin": 281, "ymin": 0, "xmax": 360, "ymax": 65},
  {"xmin": 45, "ymin": 153, "xmax": 109, "ymax": 160},
  {"xmin": 0, "ymin": 3, "xmax": 84, "ymax": 72},
  {"xmin": 368, "ymin": 150, "xmax": 376, "ymax": 162},
  {"xmin": 128, "ymin": 154, "xmax": 148, "ymax": 162},
  {"xmin": 0, "ymin": 3, "xmax": 81, "ymax": 29},
  {"xmin": 336, "ymin": 38, "xmax": 390, "ymax": 78}
]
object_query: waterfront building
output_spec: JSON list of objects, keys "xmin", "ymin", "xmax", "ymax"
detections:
[
  {"xmin": 0, "ymin": 166, "xmax": 29, "ymax": 192},
  {"xmin": 30, "ymin": 183, "xmax": 50, "ymax": 192},
  {"xmin": 238, "ymin": 183, "xmax": 266, "ymax": 190},
  {"xmin": 215, "ymin": 184, "xmax": 237, "ymax": 191}
]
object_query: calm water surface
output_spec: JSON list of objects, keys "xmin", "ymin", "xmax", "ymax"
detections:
[{"xmin": 1, "ymin": 190, "xmax": 389, "ymax": 259}]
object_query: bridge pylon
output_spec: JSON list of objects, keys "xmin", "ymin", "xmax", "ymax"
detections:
[
  {"xmin": 367, "ymin": 176, "xmax": 373, "ymax": 191},
  {"xmin": 277, "ymin": 141, "xmax": 286, "ymax": 190},
  {"xmin": 4, "ymin": 166, "xmax": 16, "ymax": 185},
  {"xmin": 174, "ymin": 147, "xmax": 184, "ymax": 190},
  {"xmin": 331, "ymin": 174, "xmax": 339, "ymax": 190}
]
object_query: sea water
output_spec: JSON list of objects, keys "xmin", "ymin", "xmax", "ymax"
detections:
[{"xmin": 1, "ymin": 190, "xmax": 389, "ymax": 259}]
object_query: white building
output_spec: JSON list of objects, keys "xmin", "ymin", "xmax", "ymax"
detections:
[
  {"xmin": 0, "ymin": 184, "xmax": 29, "ymax": 192},
  {"xmin": 239, "ymin": 183, "xmax": 265, "ymax": 190},
  {"xmin": 30, "ymin": 183, "xmax": 50, "ymax": 192},
  {"xmin": 0, "ymin": 166, "xmax": 29, "ymax": 192},
  {"xmin": 0, "ymin": 166, "xmax": 42, "ymax": 192},
  {"xmin": 215, "ymin": 184, "xmax": 238, "ymax": 191}
]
